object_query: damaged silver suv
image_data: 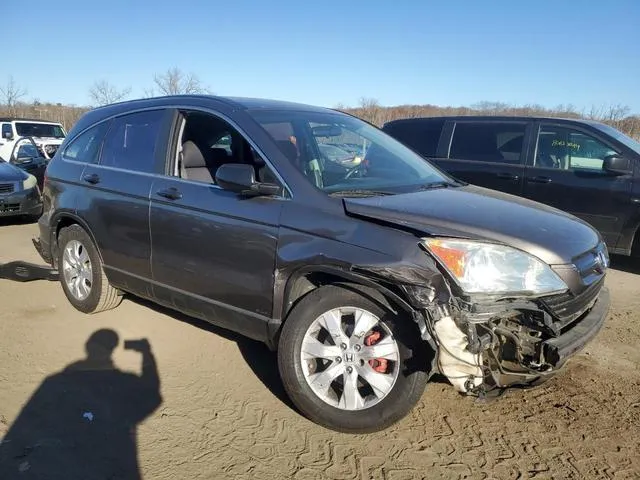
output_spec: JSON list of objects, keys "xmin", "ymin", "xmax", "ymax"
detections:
[{"xmin": 34, "ymin": 96, "xmax": 610, "ymax": 433}]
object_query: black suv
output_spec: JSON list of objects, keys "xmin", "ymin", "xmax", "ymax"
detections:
[
  {"xmin": 34, "ymin": 96, "xmax": 610, "ymax": 433},
  {"xmin": 382, "ymin": 116, "xmax": 640, "ymax": 256}
]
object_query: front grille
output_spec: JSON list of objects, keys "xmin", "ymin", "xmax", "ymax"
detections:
[
  {"xmin": 0, "ymin": 203, "xmax": 20, "ymax": 213},
  {"xmin": 542, "ymin": 276, "xmax": 604, "ymax": 329},
  {"xmin": 0, "ymin": 183, "xmax": 14, "ymax": 194}
]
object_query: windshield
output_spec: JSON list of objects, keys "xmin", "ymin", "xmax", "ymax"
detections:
[
  {"xmin": 15, "ymin": 122, "xmax": 66, "ymax": 139},
  {"xmin": 249, "ymin": 109, "xmax": 450, "ymax": 195},
  {"xmin": 593, "ymin": 123, "xmax": 640, "ymax": 154}
]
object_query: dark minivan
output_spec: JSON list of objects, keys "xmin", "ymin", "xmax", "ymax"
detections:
[
  {"xmin": 382, "ymin": 116, "xmax": 640, "ymax": 256},
  {"xmin": 34, "ymin": 96, "xmax": 610, "ymax": 433}
]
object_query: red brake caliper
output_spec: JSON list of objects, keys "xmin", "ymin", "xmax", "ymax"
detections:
[{"xmin": 364, "ymin": 331, "xmax": 388, "ymax": 373}]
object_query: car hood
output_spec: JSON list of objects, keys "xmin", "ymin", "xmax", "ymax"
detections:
[
  {"xmin": 343, "ymin": 184, "xmax": 600, "ymax": 265},
  {"xmin": 0, "ymin": 161, "xmax": 27, "ymax": 182}
]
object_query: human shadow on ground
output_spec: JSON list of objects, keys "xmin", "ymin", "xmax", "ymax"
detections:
[{"xmin": 0, "ymin": 329, "xmax": 162, "ymax": 480}]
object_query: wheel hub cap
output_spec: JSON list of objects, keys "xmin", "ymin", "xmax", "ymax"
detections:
[
  {"xmin": 61, "ymin": 240, "xmax": 93, "ymax": 301},
  {"xmin": 300, "ymin": 306, "xmax": 400, "ymax": 411}
]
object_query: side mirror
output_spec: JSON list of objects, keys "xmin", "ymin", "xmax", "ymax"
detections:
[
  {"xmin": 603, "ymin": 154, "xmax": 631, "ymax": 175},
  {"xmin": 215, "ymin": 163, "xmax": 281, "ymax": 196},
  {"xmin": 3, "ymin": 131, "xmax": 13, "ymax": 140}
]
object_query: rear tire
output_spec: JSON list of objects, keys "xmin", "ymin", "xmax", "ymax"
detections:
[
  {"xmin": 57, "ymin": 225, "xmax": 122, "ymax": 314},
  {"xmin": 278, "ymin": 285, "xmax": 430, "ymax": 433}
]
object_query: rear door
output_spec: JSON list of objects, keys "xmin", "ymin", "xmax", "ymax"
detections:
[
  {"xmin": 522, "ymin": 122, "xmax": 634, "ymax": 248},
  {"xmin": 77, "ymin": 108, "xmax": 174, "ymax": 298},
  {"xmin": 433, "ymin": 120, "xmax": 531, "ymax": 195}
]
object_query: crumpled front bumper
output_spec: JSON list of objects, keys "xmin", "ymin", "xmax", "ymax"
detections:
[{"xmin": 542, "ymin": 287, "xmax": 610, "ymax": 366}]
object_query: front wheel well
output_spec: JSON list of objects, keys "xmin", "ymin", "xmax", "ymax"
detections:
[{"xmin": 280, "ymin": 271, "xmax": 417, "ymax": 335}]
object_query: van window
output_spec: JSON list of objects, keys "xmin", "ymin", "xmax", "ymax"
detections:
[
  {"xmin": 449, "ymin": 122, "xmax": 526, "ymax": 163},
  {"xmin": 383, "ymin": 120, "xmax": 444, "ymax": 157},
  {"xmin": 536, "ymin": 125, "xmax": 618, "ymax": 171},
  {"xmin": 100, "ymin": 110, "xmax": 165, "ymax": 173},
  {"xmin": 62, "ymin": 122, "xmax": 111, "ymax": 163}
]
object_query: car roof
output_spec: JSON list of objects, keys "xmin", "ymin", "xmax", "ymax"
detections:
[
  {"xmin": 91, "ymin": 94, "xmax": 335, "ymax": 114},
  {"xmin": 384, "ymin": 115, "xmax": 606, "ymax": 127},
  {"xmin": 0, "ymin": 117, "xmax": 63, "ymax": 123}
]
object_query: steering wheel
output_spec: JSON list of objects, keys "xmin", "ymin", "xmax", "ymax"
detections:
[{"xmin": 343, "ymin": 160, "xmax": 367, "ymax": 181}]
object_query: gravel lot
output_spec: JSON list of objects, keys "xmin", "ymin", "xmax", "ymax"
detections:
[{"xmin": 1, "ymin": 219, "xmax": 639, "ymax": 480}]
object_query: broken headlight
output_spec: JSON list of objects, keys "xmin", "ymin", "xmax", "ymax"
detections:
[{"xmin": 422, "ymin": 238, "xmax": 568, "ymax": 295}]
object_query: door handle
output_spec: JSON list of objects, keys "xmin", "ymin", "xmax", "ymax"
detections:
[
  {"xmin": 496, "ymin": 172, "xmax": 519, "ymax": 180},
  {"xmin": 156, "ymin": 187, "xmax": 183, "ymax": 200},
  {"xmin": 83, "ymin": 173, "xmax": 100, "ymax": 184},
  {"xmin": 527, "ymin": 176, "xmax": 552, "ymax": 184}
]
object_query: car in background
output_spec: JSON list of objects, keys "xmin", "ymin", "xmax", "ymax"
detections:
[
  {"xmin": 0, "ymin": 118, "xmax": 67, "ymax": 161},
  {"xmin": 0, "ymin": 154, "xmax": 42, "ymax": 221},
  {"xmin": 0, "ymin": 137, "xmax": 47, "ymax": 189},
  {"xmin": 382, "ymin": 116, "xmax": 640, "ymax": 256}
]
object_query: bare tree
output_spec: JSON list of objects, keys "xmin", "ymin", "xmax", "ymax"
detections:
[
  {"xmin": 89, "ymin": 80, "xmax": 132, "ymax": 106},
  {"xmin": 152, "ymin": 68, "xmax": 209, "ymax": 95},
  {"xmin": 0, "ymin": 76, "xmax": 27, "ymax": 116}
]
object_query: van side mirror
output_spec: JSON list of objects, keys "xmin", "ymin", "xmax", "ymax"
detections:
[
  {"xmin": 603, "ymin": 154, "xmax": 631, "ymax": 175},
  {"xmin": 215, "ymin": 163, "xmax": 281, "ymax": 196}
]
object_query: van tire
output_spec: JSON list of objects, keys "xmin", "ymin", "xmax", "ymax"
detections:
[{"xmin": 57, "ymin": 225, "xmax": 122, "ymax": 314}]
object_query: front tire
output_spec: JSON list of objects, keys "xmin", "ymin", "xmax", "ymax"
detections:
[
  {"xmin": 278, "ymin": 285, "xmax": 430, "ymax": 433},
  {"xmin": 57, "ymin": 225, "xmax": 122, "ymax": 314}
]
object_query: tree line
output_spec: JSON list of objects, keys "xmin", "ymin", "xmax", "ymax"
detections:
[{"xmin": 1, "ymin": 72, "xmax": 639, "ymax": 140}]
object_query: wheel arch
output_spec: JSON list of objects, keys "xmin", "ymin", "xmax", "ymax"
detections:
[
  {"xmin": 268, "ymin": 265, "xmax": 423, "ymax": 350},
  {"xmin": 50, "ymin": 212, "xmax": 104, "ymax": 268}
]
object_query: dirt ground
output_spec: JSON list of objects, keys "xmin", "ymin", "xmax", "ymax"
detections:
[{"xmin": 0, "ymin": 219, "xmax": 639, "ymax": 480}]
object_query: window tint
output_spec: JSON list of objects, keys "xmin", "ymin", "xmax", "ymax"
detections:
[
  {"xmin": 536, "ymin": 125, "xmax": 618, "ymax": 171},
  {"xmin": 62, "ymin": 121, "xmax": 110, "ymax": 163},
  {"xmin": 100, "ymin": 110, "xmax": 165, "ymax": 173},
  {"xmin": 1, "ymin": 124, "xmax": 12, "ymax": 138},
  {"xmin": 449, "ymin": 122, "xmax": 526, "ymax": 163},
  {"xmin": 384, "ymin": 120, "xmax": 444, "ymax": 157}
]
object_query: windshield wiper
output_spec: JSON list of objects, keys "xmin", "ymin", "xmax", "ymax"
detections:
[
  {"xmin": 328, "ymin": 189, "xmax": 395, "ymax": 198},
  {"xmin": 419, "ymin": 181, "xmax": 459, "ymax": 190}
]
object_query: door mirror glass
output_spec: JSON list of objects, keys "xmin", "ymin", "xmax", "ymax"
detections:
[
  {"xmin": 215, "ymin": 163, "xmax": 281, "ymax": 196},
  {"xmin": 603, "ymin": 154, "xmax": 631, "ymax": 175},
  {"xmin": 2, "ymin": 130, "xmax": 13, "ymax": 140}
]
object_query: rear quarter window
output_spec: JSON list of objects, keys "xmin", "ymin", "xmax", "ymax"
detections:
[{"xmin": 449, "ymin": 121, "xmax": 526, "ymax": 163}]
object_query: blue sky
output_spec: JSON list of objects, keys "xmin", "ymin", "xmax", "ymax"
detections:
[{"xmin": 5, "ymin": 0, "xmax": 640, "ymax": 112}]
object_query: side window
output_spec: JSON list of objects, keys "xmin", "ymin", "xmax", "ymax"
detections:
[
  {"xmin": 384, "ymin": 121, "xmax": 444, "ymax": 157},
  {"xmin": 536, "ymin": 126, "xmax": 617, "ymax": 171},
  {"xmin": 62, "ymin": 122, "xmax": 110, "ymax": 163},
  {"xmin": 449, "ymin": 122, "xmax": 526, "ymax": 163},
  {"xmin": 2, "ymin": 123, "xmax": 13, "ymax": 139},
  {"xmin": 178, "ymin": 111, "xmax": 282, "ymax": 188},
  {"xmin": 100, "ymin": 110, "xmax": 165, "ymax": 173}
]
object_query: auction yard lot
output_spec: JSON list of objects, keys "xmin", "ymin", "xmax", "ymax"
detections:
[{"xmin": 1, "ymin": 219, "xmax": 639, "ymax": 480}]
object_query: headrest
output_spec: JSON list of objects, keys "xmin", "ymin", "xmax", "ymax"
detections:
[{"xmin": 182, "ymin": 141, "xmax": 206, "ymax": 168}]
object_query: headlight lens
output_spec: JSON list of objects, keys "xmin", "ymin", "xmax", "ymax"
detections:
[
  {"xmin": 422, "ymin": 238, "xmax": 568, "ymax": 295},
  {"xmin": 23, "ymin": 174, "xmax": 37, "ymax": 190}
]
